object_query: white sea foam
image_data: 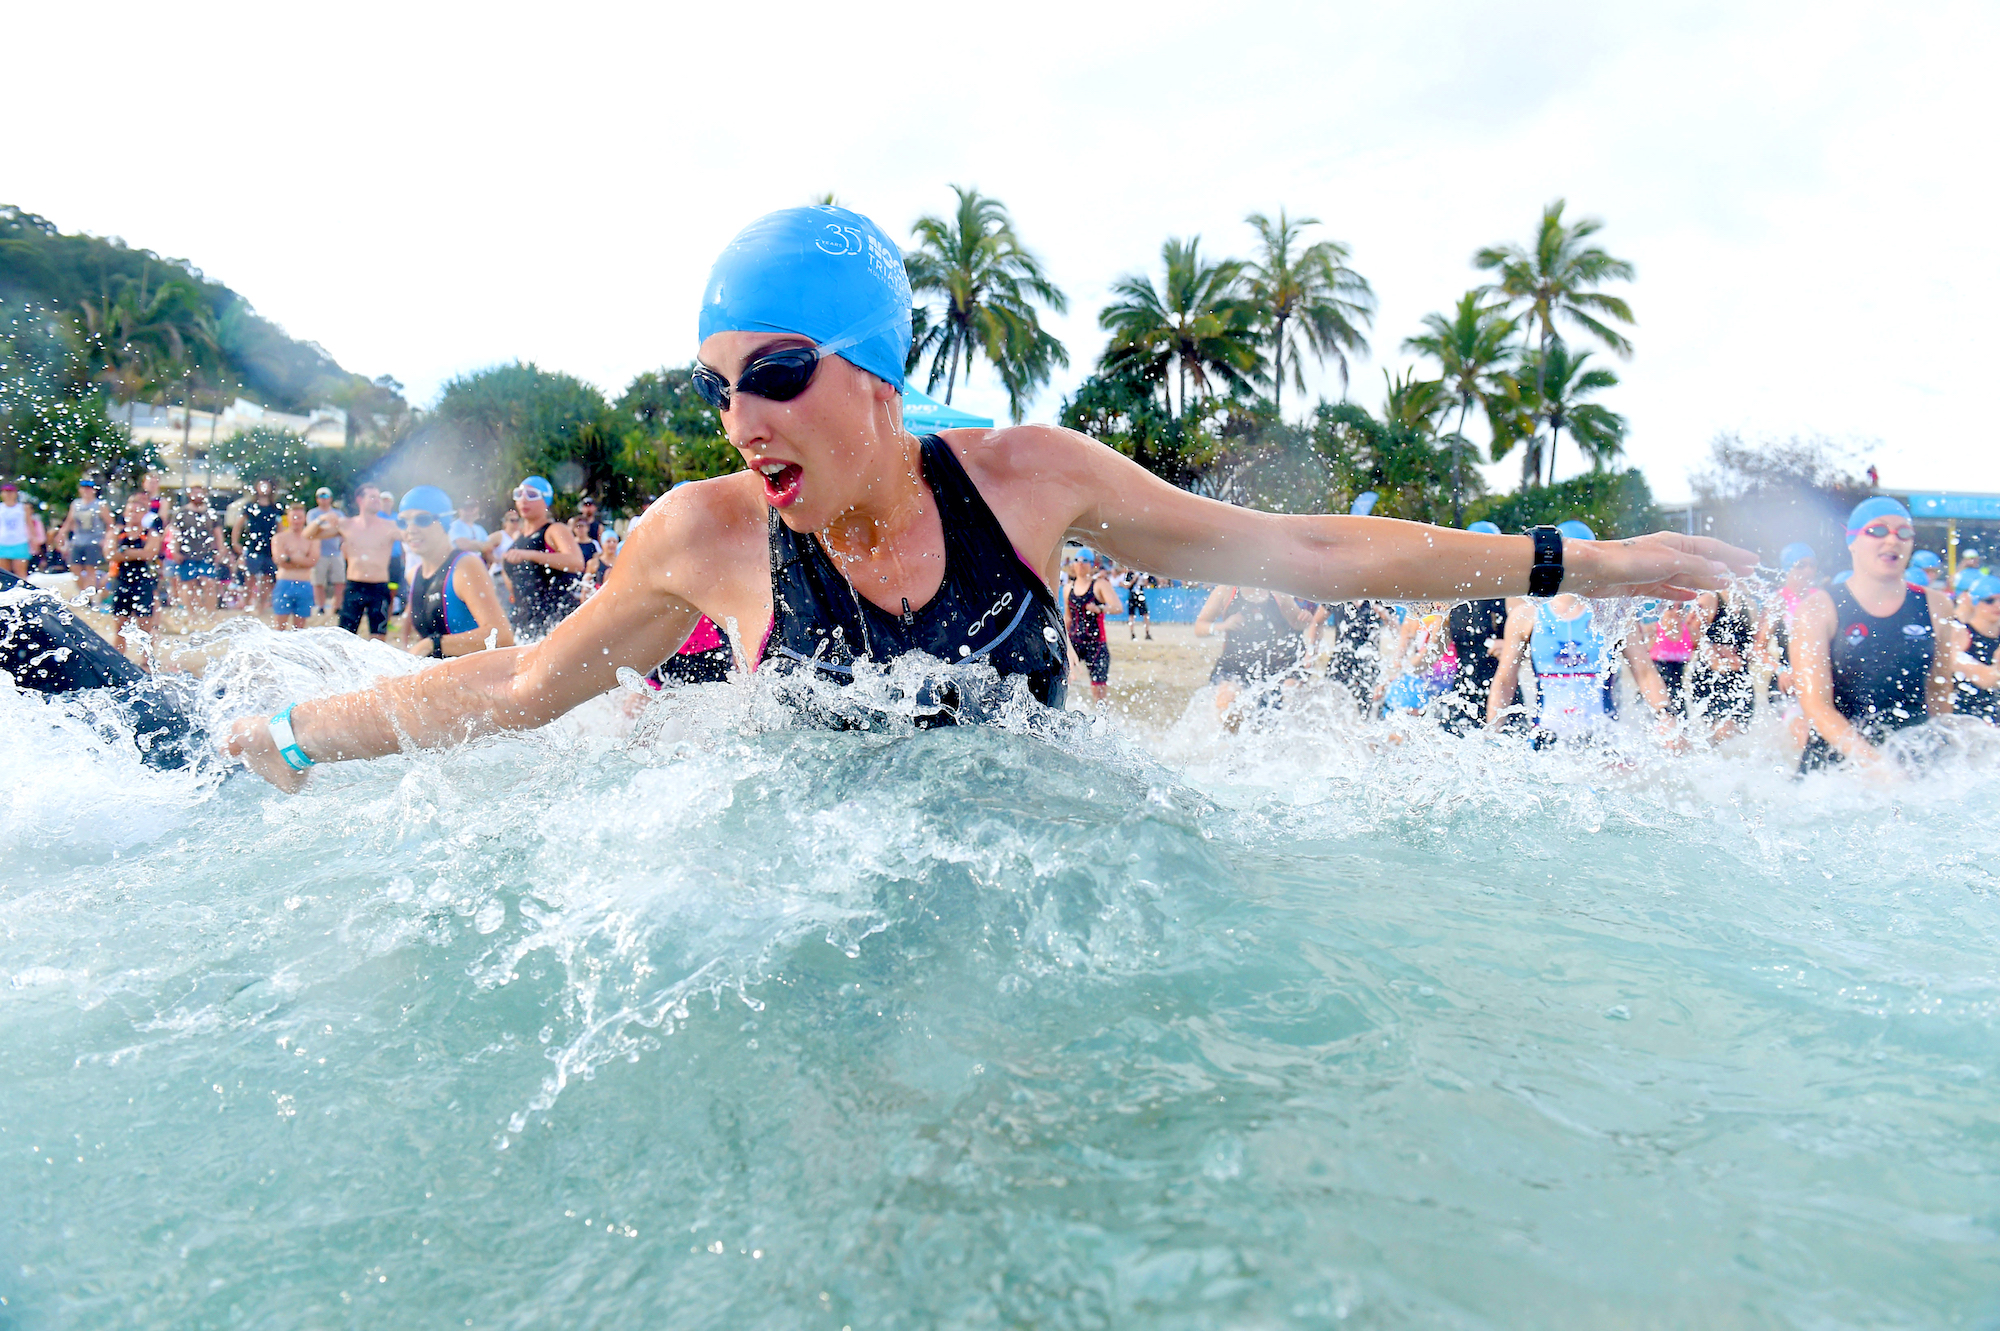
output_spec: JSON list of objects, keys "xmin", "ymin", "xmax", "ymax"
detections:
[{"xmin": 1, "ymin": 615, "xmax": 1996, "ymax": 1326}]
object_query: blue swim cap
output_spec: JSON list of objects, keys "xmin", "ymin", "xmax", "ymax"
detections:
[
  {"xmin": 1832, "ymin": 569, "xmax": 1853, "ymax": 584},
  {"xmin": 1954, "ymin": 566, "xmax": 1982, "ymax": 593},
  {"xmin": 1466, "ymin": 520, "xmax": 1502, "ymax": 535},
  {"xmin": 1971, "ymin": 575, "xmax": 2000, "ymax": 601},
  {"xmin": 398, "ymin": 485, "xmax": 454, "ymax": 519},
  {"xmin": 1070, "ymin": 546, "xmax": 1096, "ymax": 564},
  {"xmin": 1779, "ymin": 541, "xmax": 1816, "ymax": 570},
  {"xmin": 1557, "ymin": 520, "xmax": 1596, "ymax": 542},
  {"xmin": 1350, "ymin": 491, "xmax": 1380, "ymax": 516},
  {"xmin": 1910, "ymin": 549, "xmax": 1942, "ymax": 570},
  {"xmin": 1844, "ymin": 496, "xmax": 1910, "ymax": 544},
  {"xmin": 517, "ymin": 476, "xmax": 554, "ymax": 502},
  {"xmin": 698, "ymin": 206, "xmax": 912, "ymax": 391}
]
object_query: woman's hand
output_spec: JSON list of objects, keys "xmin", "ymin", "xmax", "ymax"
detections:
[
  {"xmin": 223, "ymin": 716, "xmax": 312, "ymax": 793},
  {"xmin": 502, "ymin": 548, "xmax": 530, "ymax": 564},
  {"xmin": 1566, "ymin": 533, "xmax": 1756, "ymax": 600}
]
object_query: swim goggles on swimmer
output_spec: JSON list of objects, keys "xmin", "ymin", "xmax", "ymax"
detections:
[
  {"xmin": 691, "ymin": 304, "xmax": 913, "ymax": 413},
  {"xmin": 268, "ymin": 703, "xmax": 315, "ymax": 772}
]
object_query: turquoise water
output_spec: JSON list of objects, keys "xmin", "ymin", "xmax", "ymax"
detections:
[{"xmin": 3, "ymin": 626, "xmax": 1999, "ymax": 1328}]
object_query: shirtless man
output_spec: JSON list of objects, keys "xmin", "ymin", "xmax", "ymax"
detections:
[
  {"xmin": 306, "ymin": 483, "xmax": 401, "ymax": 639},
  {"xmin": 270, "ymin": 503, "xmax": 320, "ymax": 630}
]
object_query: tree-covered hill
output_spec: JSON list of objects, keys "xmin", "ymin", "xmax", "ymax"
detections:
[{"xmin": 0, "ymin": 204, "xmax": 404, "ymax": 426}]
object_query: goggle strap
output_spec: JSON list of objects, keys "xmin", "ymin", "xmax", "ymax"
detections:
[{"xmin": 813, "ymin": 304, "xmax": 914, "ymax": 365}]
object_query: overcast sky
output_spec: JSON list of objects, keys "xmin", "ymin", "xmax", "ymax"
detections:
[{"xmin": 12, "ymin": 0, "xmax": 1996, "ymax": 501}]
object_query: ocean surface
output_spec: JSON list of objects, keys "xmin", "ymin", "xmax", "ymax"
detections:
[{"xmin": 3, "ymin": 623, "xmax": 1998, "ymax": 1328}]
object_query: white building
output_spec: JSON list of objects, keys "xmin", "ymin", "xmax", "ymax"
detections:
[{"xmin": 108, "ymin": 398, "xmax": 348, "ymax": 488}]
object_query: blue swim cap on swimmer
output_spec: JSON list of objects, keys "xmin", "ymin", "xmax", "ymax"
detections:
[
  {"xmin": 1832, "ymin": 569, "xmax": 1853, "ymax": 585},
  {"xmin": 1955, "ymin": 566, "xmax": 1982, "ymax": 593},
  {"xmin": 1556, "ymin": 520, "xmax": 1596, "ymax": 542},
  {"xmin": 1466, "ymin": 520, "xmax": 1502, "ymax": 535},
  {"xmin": 1070, "ymin": 546, "xmax": 1096, "ymax": 564},
  {"xmin": 1844, "ymin": 496, "xmax": 1910, "ymax": 544},
  {"xmin": 1779, "ymin": 542, "xmax": 1816, "ymax": 570},
  {"xmin": 698, "ymin": 206, "xmax": 913, "ymax": 391},
  {"xmin": 1911, "ymin": 549, "xmax": 1942, "ymax": 570},
  {"xmin": 398, "ymin": 485, "xmax": 454, "ymax": 519},
  {"xmin": 518, "ymin": 476, "xmax": 554, "ymax": 502},
  {"xmin": 1970, "ymin": 575, "xmax": 2000, "ymax": 601}
]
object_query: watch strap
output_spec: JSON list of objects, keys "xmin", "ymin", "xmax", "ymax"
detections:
[
  {"xmin": 269, "ymin": 704, "xmax": 315, "ymax": 771},
  {"xmin": 1527, "ymin": 526, "xmax": 1564, "ymax": 598}
]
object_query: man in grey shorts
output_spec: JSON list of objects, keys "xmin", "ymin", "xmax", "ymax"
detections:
[
  {"xmin": 58, "ymin": 477, "xmax": 109, "ymax": 596},
  {"xmin": 308, "ymin": 486, "xmax": 345, "ymax": 616}
]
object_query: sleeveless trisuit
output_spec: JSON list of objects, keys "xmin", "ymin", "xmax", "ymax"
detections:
[
  {"xmin": 759, "ymin": 433, "xmax": 1068, "ymax": 723},
  {"xmin": 1800, "ymin": 583, "xmax": 1934, "ymax": 771},
  {"xmin": 408, "ymin": 551, "xmax": 477, "ymax": 640}
]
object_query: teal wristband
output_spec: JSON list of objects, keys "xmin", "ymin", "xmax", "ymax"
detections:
[{"xmin": 269, "ymin": 704, "xmax": 315, "ymax": 772}]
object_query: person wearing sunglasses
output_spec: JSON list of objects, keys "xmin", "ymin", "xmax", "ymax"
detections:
[
  {"xmin": 394, "ymin": 486, "xmax": 514, "ymax": 659},
  {"xmin": 223, "ymin": 204, "xmax": 1752, "ymax": 791},
  {"xmin": 499, "ymin": 476, "xmax": 585, "ymax": 640},
  {"xmin": 1793, "ymin": 497, "xmax": 1958, "ymax": 774}
]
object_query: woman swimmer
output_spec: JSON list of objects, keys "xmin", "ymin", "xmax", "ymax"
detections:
[
  {"xmin": 1793, "ymin": 497, "xmax": 1958, "ymax": 773},
  {"xmin": 224, "ymin": 205, "xmax": 1753, "ymax": 790}
]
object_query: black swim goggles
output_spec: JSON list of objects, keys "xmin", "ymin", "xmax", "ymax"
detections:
[{"xmin": 691, "ymin": 346, "xmax": 823, "ymax": 413}]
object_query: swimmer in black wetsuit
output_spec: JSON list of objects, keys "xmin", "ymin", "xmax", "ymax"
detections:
[
  {"xmin": 0, "ymin": 570, "xmax": 204, "ymax": 771},
  {"xmin": 1948, "ymin": 574, "xmax": 2000, "ymax": 722},
  {"xmin": 1196, "ymin": 585, "xmax": 1309, "ymax": 721},
  {"xmin": 224, "ymin": 204, "xmax": 1752, "ymax": 790},
  {"xmin": 501, "ymin": 476, "xmax": 586, "ymax": 640},
  {"xmin": 1794, "ymin": 498, "xmax": 1957, "ymax": 774},
  {"xmin": 1689, "ymin": 589, "xmax": 1757, "ymax": 740},
  {"xmin": 1440, "ymin": 519, "xmax": 1508, "ymax": 734},
  {"xmin": 1316, "ymin": 599, "xmax": 1386, "ymax": 711},
  {"xmin": 1062, "ymin": 551, "xmax": 1120, "ymax": 707}
]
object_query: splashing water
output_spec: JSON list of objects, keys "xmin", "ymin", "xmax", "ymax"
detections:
[{"xmin": 3, "ymin": 620, "xmax": 1998, "ymax": 1327}]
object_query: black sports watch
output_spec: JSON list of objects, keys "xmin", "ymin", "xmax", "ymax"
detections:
[
  {"xmin": 1527, "ymin": 525, "xmax": 1564, "ymax": 597},
  {"xmin": 428, "ymin": 633, "xmax": 445, "ymax": 659}
]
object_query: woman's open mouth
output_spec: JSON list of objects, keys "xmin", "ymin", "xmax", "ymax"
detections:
[{"xmin": 757, "ymin": 460, "xmax": 804, "ymax": 508}]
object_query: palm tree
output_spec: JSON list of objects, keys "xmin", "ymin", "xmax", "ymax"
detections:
[
  {"xmin": 1099, "ymin": 237, "xmax": 1262, "ymax": 420},
  {"xmin": 1522, "ymin": 341, "xmax": 1626, "ymax": 480},
  {"xmin": 1380, "ymin": 368, "xmax": 1449, "ymax": 437},
  {"xmin": 904, "ymin": 186, "xmax": 1069, "ymax": 423},
  {"xmin": 1402, "ymin": 291, "xmax": 1516, "ymax": 520},
  {"xmin": 1242, "ymin": 209, "xmax": 1374, "ymax": 415},
  {"xmin": 1474, "ymin": 200, "xmax": 1635, "ymax": 487},
  {"xmin": 1482, "ymin": 372, "xmax": 1544, "ymax": 493},
  {"xmin": 78, "ymin": 270, "xmax": 206, "ymax": 402}
]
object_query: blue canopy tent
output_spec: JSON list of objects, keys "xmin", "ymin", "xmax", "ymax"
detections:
[{"xmin": 902, "ymin": 386, "xmax": 993, "ymax": 430}]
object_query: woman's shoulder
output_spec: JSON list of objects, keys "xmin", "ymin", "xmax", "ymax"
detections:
[
  {"xmin": 942, "ymin": 423, "xmax": 1093, "ymax": 485},
  {"xmin": 622, "ymin": 473, "xmax": 769, "ymax": 575}
]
